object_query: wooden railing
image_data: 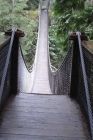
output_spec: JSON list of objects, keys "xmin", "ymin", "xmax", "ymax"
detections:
[
  {"xmin": 0, "ymin": 28, "xmax": 24, "ymax": 110},
  {"xmin": 70, "ymin": 32, "xmax": 93, "ymax": 140}
]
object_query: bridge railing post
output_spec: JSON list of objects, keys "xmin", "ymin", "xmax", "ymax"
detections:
[
  {"xmin": 5, "ymin": 29, "xmax": 25, "ymax": 95},
  {"xmin": 69, "ymin": 32, "xmax": 93, "ymax": 139},
  {"xmin": 0, "ymin": 28, "xmax": 25, "ymax": 110},
  {"xmin": 5, "ymin": 29, "xmax": 24, "ymax": 94},
  {"xmin": 69, "ymin": 32, "xmax": 88, "ymax": 98}
]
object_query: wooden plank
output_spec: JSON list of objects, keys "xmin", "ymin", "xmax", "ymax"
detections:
[
  {"xmin": 0, "ymin": 93, "xmax": 90, "ymax": 139},
  {"xmin": 0, "ymin": 134, "xmax": 88, "ymax": 140}
]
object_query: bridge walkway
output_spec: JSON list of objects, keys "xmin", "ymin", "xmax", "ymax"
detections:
[{"xmin": 0, "ymin": 93, "xmax": 90, "ymax": 140}]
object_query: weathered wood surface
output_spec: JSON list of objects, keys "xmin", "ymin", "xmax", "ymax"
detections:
[
  {"xmin": 0, "ymin": 93, "xmax": 90, "ymax": 140},
  {"xmin": 82, "ymin": 41, "xmax": 93, "ymax": 54}
]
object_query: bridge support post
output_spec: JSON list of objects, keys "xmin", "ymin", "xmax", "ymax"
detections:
[
  {"xmin": 69, "ymin": 32, "xmax": 88, "ymax": 98},
  {"xmin": 70, "ymin": 39, "xmax": 79, "ymax": 98},
  {"xmin": 5, "ymin": 29, "xmax": 25, "ymax": 95}
]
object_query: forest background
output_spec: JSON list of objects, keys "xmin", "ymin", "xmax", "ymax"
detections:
[{"xmin": 0, "ymin": 0, "xmax": 93, "ymax": 68}]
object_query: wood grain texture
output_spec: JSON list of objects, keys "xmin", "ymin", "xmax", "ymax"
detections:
[{"xmin": 0, "ymin": 93, "xmax": 90, "ymax": 140}]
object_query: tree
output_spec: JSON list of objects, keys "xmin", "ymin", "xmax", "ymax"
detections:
[
  {"xmin": 49, "ymin": 0, "xmax": 93, "ymax": 67},
  {"xmin": 0, "ymin": 0, "xmax": 39, "ymax": 69}
]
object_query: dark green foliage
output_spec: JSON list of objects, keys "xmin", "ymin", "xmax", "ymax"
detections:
[
  {"xmin": 0, "ymin": 0, "xmax": 93, "ymax": 69},
  {"xmin": 25, "ymin": 0, "xmax": 39, "ymax": 10},
  {"xmin": 49, "ymin": 0, "xmax": 93, "ymax": 68},
  {"xmin": 54, "ymin": 0, "xmax": 93, "ymax": 38},
  {"xmin": 54, "ymin": 0, "xmax": 85, "ymax": 14},
  {"xmin": 54, "ymin": 5, "xmax": 93, "ymax": 39},
  {"xmin": 0, "ymin": 0, "xmax": 39, "ymax": 69}
]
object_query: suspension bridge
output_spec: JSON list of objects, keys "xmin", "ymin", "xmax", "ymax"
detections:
[{"xmin": 0, "ymin": 0, "xmax": 93, "ymax": 139}]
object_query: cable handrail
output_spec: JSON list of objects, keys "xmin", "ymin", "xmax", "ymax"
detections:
[
  {"xmin": 76, "ymin": 32, "xmax": 93, "ymax": 139},
  {"xmin": 49, "ymin": 34, "xmax": 73, "ymax": 74},
  {"xmin": 48, "ymin": 40, "xmax": 73, "ymax": 95},
  {"xmin": 0, "ymin": 37, "xmax": 10, "ymax": 50},
  {"xmin": 19, "ymin": 45, "xmax": 33, "ymax": 73},
  {"xmin": 0, "ymin": 27, "xmax": 17, "ymax": 104},
  {"xmin": 49, "ymin": 45, "xmax": 72, "ymax": 74}
]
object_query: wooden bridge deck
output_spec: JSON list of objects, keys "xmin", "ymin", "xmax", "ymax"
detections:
[
  {"xmin": 18, "ymin": 0, "xmax": 51, "ymax": 95},
  {"xmin": 0, "ymin": 93, "xmax": 90, "ymax": 140},
  {"xmin": 30, "ymin": 0, "xmax": 51, "ymax": 94}
]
